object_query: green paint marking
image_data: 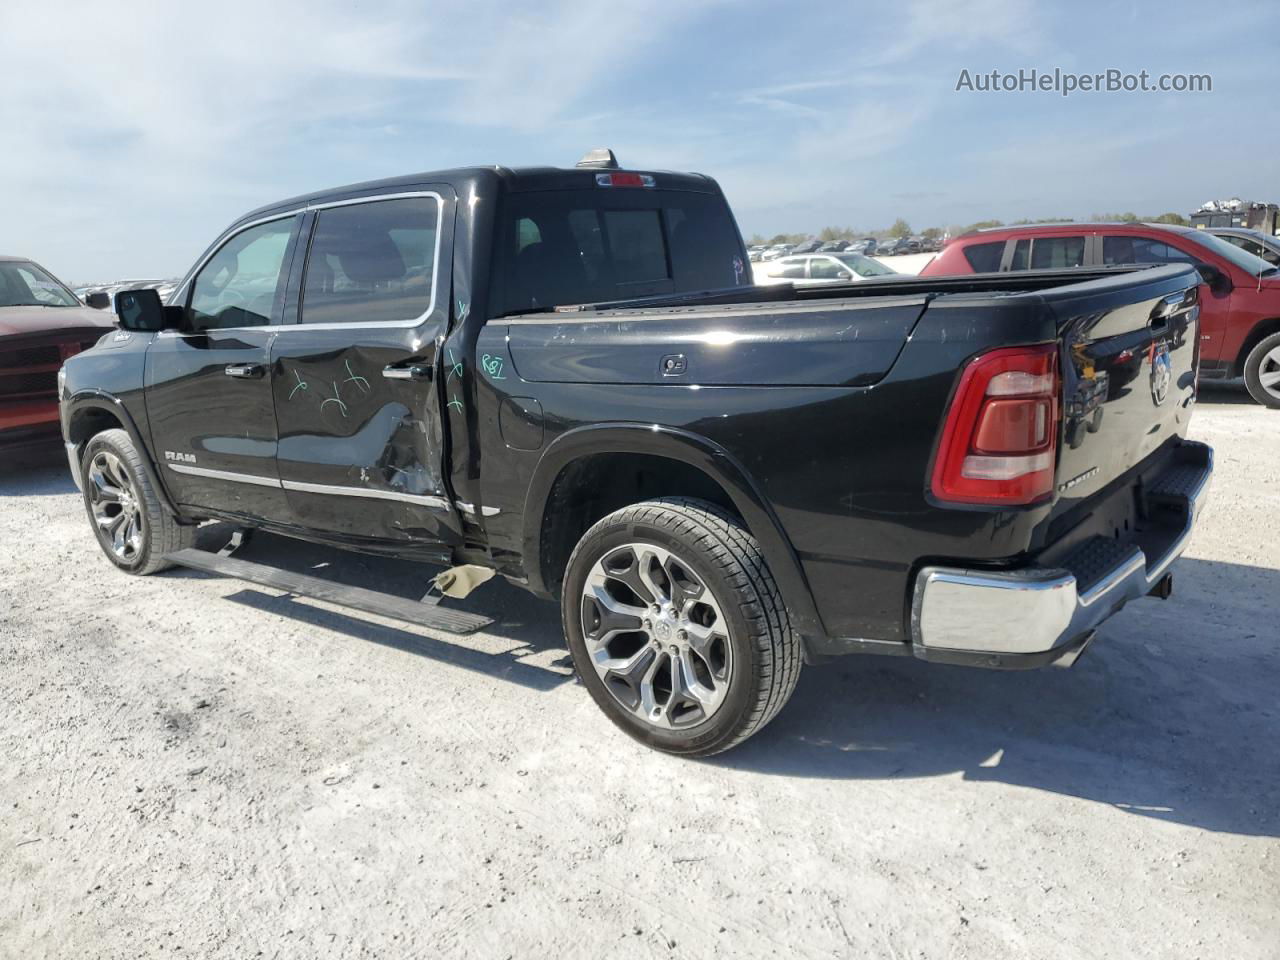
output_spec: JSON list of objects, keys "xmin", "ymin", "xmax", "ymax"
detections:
[
  {"xmin": 288, "ymin": 370, "xmax": 309, "ymax": 400},
  {"xmin": 446, "ymin": 348, "xmax": 464, "ymax": 383},
  {"xmin": 447, "ymin": 395, "xmax": 464, "ymax": 413},
  {"xmin": 320, "ymin": 382, "xmax": 348, "ymax": 418},
  {"xmin": 343, "ymin": 360, "xmax": 371, "ymax": 394},
  {"xmin": 480, "ymin": 354, "xmax": 506, "ymax": 379}
]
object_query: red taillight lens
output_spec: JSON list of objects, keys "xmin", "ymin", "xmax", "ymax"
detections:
[{"xmin": 931, "ymin": 345, "xmax": 1060, "ymax": 505}]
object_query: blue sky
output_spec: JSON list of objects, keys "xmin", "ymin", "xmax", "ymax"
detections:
[{"xmin": 2, "ymin": 0, "xmax": 1278, "ymax": 282}]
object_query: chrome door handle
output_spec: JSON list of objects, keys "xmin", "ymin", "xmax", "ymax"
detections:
[
  {"xmin": 382, "ymin": 364, "xmax": 432, "ymax": 381},
  {"xmin": 224, "ymin": 363, "xmax": 265, "ymax": 379}
]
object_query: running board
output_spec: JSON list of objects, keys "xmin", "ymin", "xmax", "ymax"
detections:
[{"xmin": 165, "ymin": 548, "xmax": 494, "ymax": 636}]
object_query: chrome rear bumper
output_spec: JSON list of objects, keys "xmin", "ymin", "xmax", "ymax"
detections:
[{"xmin": 910, "ymin": 442, "xmax": 1212, "ymax": 668}]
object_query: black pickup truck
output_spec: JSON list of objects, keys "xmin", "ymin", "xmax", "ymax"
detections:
[{"xmin": 60, "ymin": 151, "xmax": 1212, "ymax": 756}]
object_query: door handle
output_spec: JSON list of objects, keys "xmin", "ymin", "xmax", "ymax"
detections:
[
  {"xmin": 382, "ymin": 364, "xmax": 433, "ymax": 381},
  {"xmin": 224, "ymin": 363, "xmax": 266, "ymax": 379}
]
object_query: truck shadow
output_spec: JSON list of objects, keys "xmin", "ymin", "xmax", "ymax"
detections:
[
  {"xmin": 179, "ymin": 525, "xmax": 573, "ymax": 692},
  {"xmin": 1197, "ymin": 382, "xmax": 1253, "ymax": 405},
  {"xmin": 715, "ymin": 556, "xmax": 1280, "ymax": 839}
]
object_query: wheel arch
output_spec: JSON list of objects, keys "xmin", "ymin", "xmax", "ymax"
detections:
[
  {"xmin": 521, "ymin": 423, "xmax": 825, "ymax": 638},
  {"xmin": 65, "ymin": 391, "xmax": 179, "ymax": 517},
  {"xmin": 1232, "ymin": 316, "xmax": 1280, "ymax": 376}
]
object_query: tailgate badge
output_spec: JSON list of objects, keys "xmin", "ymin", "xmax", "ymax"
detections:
[{"xmin": 1149, "ymin": 342, "xmax": 1172, "ymax": 406}]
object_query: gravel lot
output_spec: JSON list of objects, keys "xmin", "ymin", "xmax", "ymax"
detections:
[{"xmin": 2, "ymin": 387, "xmax": 1276, "ymax": 959}]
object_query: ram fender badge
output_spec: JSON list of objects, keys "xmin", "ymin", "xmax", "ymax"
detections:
[{"xmin": 164, "ymin": 451, "xmax": 197, "ymax": 464}]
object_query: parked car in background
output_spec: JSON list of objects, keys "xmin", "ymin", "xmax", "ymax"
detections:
[
  {"xmin": 755, "ymin": 251, "xmax": 899, "ymax": 285},
  {"xmin": 760, "ymin": 244, "xmax": 791, "ymax": 261},
  {"xmin": 1202, "ymin": 227, "xmax": 1280, "ymax": 266},
  {"xmin": 1, "ymin": 256, "xmax": 114, "ymax": 450},
  {"xmin": 876, "ymin": 237, "xmax": 909, "ymax": 256},
  {"xmin": 789, "ymin": 239, "xmax": 822, "ymax": 255},
  {"xmin": 923, "ymin": 222, "xmax": 1280, "ymax": 407},
  {"xmin": 817, "ymin": 240, "xmax": 845, "ymax": 252}
]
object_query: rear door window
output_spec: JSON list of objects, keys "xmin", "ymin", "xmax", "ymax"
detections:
[
  {"xmin": 766, "ymin": 257, "xmax": 807, "ymax": 279},
  {"xmin": 1030, "ymin": 236, "xmax": 1085, "ymax": 269},
  {"xmin": 300, "ymin": 196, "xmax": 439, "ymax": 325},
  {"xmin": 963, "ymin": 240, "xmax": 1005, "ymax": 272}
]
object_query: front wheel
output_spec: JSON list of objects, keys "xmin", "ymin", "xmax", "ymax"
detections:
[
  {"xmin": 80, "ymin": 429, "xmax": 195, "ymax": 574},
  {"xmin": 562, "ymin": 498, "xmax": 802, "ymax": 757},
  {"xmin": 1243, "ymin": 331, "xmax": 1280, "ymax": 409}
]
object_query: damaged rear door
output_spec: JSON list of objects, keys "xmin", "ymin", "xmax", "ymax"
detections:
[{"xmin": 270, "ymin": 187, "xmax": 464, "ymax": 546}]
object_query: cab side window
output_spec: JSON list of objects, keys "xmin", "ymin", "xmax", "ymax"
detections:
[
  {"xmin": 766, "ymin": 257, "xmax": 807, "ymax": 279},
  {"xmin": 808, "ymin": 257, "xmax": 851, "ymax": 280},
  {"xmin": 189, "ymin": 217, "xmax": 296, "ymax": 330},
  {"xmin": 300, "ymin": 196, "xmax": 439, "ymax": 326},
  {"xmin": 1102, "ymin": 236, "xmax": 1196, "ymax": 265}
]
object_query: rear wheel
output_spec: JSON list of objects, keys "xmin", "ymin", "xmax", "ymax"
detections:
[
  {"xmin": 562, "ymin": 497, "xmax": 801, "ymax": 757},
  {"xmin": 81, "ymin": 429, "xmax": 195, "ymax": 574},
  {"xmin": 1243, "ymin": 331, "xmax": 1280, "ymax": 408}
]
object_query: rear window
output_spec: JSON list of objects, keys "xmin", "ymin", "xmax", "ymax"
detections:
[
  {"xmin": 963, "ymin": 240, "xmax": 1005, "ymax": 272},
  {"xmin": 498, "ymin": 189, "xmax": 744, "ymax": 314}
]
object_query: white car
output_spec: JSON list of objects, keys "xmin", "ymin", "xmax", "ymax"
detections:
[{"xmin": 754, "ymin": 251, "xmax": 898, "ymax": 286}]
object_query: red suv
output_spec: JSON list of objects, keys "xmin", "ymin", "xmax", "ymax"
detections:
[{"xmin": 922, "ymin": 223, "xmax": 1280, "ymax": 407}]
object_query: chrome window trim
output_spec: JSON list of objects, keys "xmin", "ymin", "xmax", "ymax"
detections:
[{"xmin": 166, "ymin": 190, "xmax": 447, "ymax": 335}]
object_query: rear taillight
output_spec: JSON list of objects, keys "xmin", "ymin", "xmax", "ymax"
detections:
[{"xmin": 931, "ymin": 344, "xmax": 1060, "ymax": 505}]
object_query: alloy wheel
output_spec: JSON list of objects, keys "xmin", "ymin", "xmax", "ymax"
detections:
[
  {"xmin": 1258, "ymin": 345, "xmax": 1280, "ymax": 402},
  {"xmin": 579, "ymin": 543, "xmax": 733, "ymax": 730},
  {"xmin": 87, "ymin": 451, "xmax": 145, "ymax": 562}
]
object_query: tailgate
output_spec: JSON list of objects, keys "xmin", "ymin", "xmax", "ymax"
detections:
[{"xmin": 1047, "ymin": 265, "xmax": 1201, "ymax": 509}]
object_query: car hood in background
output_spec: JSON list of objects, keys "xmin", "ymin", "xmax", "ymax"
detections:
[{"xmin": 0, "ymin": 305, "xmax": 115, "ymax": 339}]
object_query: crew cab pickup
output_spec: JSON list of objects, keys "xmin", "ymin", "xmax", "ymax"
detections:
[{"xmin": 60, "ymin": 152, "xmax": 1213, "ymax": 756}]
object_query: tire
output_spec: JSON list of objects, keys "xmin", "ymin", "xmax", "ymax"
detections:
[
  {"xmin": 562, "ymin": 497, "xmax": 801, "ymax": 757},
  {"xmin": 1243, "ymin": 331, "xmax": 1280, "ymax": 409},
  {"xmin": 80, "ymin": 429, "xmax": 195, "ymax": 575}
]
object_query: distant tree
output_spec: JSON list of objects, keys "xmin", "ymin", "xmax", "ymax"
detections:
[
  {"xmin": 1091, "ymin": 211, "xmax": 1139, "ymax": 222},
  {"xmin": 1150, "ymin": 212, "xmax": 1190, "ymax": 226},
  {"xmin": 921, "ymin": 227, "xmax": 942, "ymax": 242},
  {"xmin": 819, "ymin": 225, "xmax": 856, "ymax": 242},
  {"xmin": 1011, "ymin": 217, "xmax": 1074, "ymax": 225},
  {"xmin": 889, "ymin": 218, "xmax": 912, "ymax": 238},
  {"xmin": 748, "ymin": 233, "xmax": 767, "ymax": 246},
  {"xmin": 950, "ymin": 219, "xmax": 1003, "ymax": 236}
]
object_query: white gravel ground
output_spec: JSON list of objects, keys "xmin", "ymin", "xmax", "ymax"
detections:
[{"xmin": 1, "ymin": 386, "xmax": 1276, "ymax": 959}]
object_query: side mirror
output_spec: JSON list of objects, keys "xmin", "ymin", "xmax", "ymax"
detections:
[
  {"xmin": 1195, "ymin": 263, "xmax": 1233, "ymax": 294},
  {"xmin": 85, "ymin": 291, "xmax": 111, "ymax": 310},
  {"xmin": 114, "ymin": 288, "xmax": 180, "ymax": 332}
]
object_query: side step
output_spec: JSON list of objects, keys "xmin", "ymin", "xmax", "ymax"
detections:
[{"xmin": 166, "ymin": 548, "xmax": 494, "ymax": 636}]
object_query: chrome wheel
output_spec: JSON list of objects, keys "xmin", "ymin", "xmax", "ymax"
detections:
[
  {"xmin": 1258, "ymin": 345, "xmax": 1280, "ymax": 402},
  {"xmin": 87, "ymin": 451, "xmax": 144, "ymax": 562},
  {"xmin": 580, "ymin": 543, "xmax": 733, "ymax": 730}
]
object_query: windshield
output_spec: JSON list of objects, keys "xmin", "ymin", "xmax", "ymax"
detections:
[
  {"xmin": 1185, "ymin": 231, "xmax": 1278, "ymax": 276},
  {"xmin": 834, "ymin": 253, "xmax": 896, "ymax": 277},
  {"xmin": 0, "ymin": 260, "xmax": 80, "ymax": 307}
]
